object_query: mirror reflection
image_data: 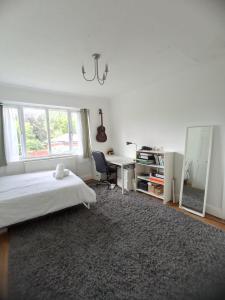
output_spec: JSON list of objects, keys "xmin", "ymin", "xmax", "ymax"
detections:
[{"xmin": 181, "ymin": 126, "xmax": 212, "ymax": 214}]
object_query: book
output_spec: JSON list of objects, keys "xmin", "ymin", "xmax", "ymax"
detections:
[
  {"xmin": 154, "ymin": 154, "xmax": 159, "ymax": 165},
  {"xmin": 138, "ymin": 153, "xmax": 155, "ymax": 160},
  {"xmin": 149, "ymin": 177, "xmax": 164, "ymax": 185},
  {"xmin": 139, "ymin": 155, "xmax": 149, "ymax": 160},
  {"xmin": 136, "ymin": 159, "xmax": 155, "ymax": 165},
  {"xmin": 155, "ymin": 173, "xmax": 164, "ymax": 179},
  {"xmin": 158, "ymin": 155, "xmax": 164, "ymax": 166}
]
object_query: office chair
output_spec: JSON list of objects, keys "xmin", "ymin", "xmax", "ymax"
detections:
[{"xmin": 92, "ymin": 151, "xmax": 117, "ymax": 188}]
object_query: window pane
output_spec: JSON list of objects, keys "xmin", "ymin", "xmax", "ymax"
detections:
[
  {"xmin": 3, "ymin": 107, "xmax": 22, "ymax": 161},
  {"xmin": 71, "ymin": 112, "xmax": 83, "ymax": 155},
  {"xmin": 24, "ymin": 108, "xmax": 49, "ymax": 158},
  {"xmin": 49, "ymin": 110, "xmax": 69, "ymax": 154}
]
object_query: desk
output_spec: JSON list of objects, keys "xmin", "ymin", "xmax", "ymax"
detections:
[{"xmin": 105, "ymin": 155, "xmax": 135, "ymax": 194}]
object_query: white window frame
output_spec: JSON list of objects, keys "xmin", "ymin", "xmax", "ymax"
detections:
[{"xmin": 3, "ymin": 104, "xmax": 81, "ymax": 161}]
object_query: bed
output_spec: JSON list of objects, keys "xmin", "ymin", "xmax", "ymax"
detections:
[{"xmin": 0, "ymin": 170, "xmax": 96, "ymax": 228}]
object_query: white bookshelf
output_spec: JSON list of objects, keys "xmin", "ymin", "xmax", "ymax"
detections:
[{"xmin": 135, "ymin": 150, "xmax": 174, "ymax": 204}]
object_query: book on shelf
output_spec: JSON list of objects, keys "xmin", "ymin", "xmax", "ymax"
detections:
[
  {"xmin": 155, "ymin": 173, "xmax": 164, "ymax": 179},
  {"xmin": 158, "ymin": 155, "xmax": 164, "ymax": 166},
  {"xmin": 137, "ymin": 153, "xmax": 155, "ymax": 161},
  {"xmin": 137, "ymin": 149, "xmax": 153, "ymax": 153},
  {"xmin": 151, "ymin": 154, "xmax": 164, "ymax": 166},
  {"xmin": 137, "ymin": 175, "xmax": 164, "ymax": 185},
  {"xmin": 139, "ymin": 155, "xmax": 149, "ymax": 160},
  {"xmin": 154, "ymin": 154, "xmax": 159, "ymax": 165},
  {"xmin": 136, "ymin": 159, "xmax": 155, "ymax": 165},
  {"xmin": 149, "ymin": 177, "xmax": 164, "ymax": 185},
  {"xmin": 150, "ymin": 171, "xmax": 164, "ymax": 178}
]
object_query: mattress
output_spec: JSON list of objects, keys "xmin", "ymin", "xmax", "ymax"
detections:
[{"xmin": 0, "ymin": 170, "xmax": 96, "ymax": 228}]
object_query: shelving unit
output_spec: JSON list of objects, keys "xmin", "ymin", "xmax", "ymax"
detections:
[
  {"xmin": 136, "ymin": 188, "xmax": 164, "ymax": 200},
  {"xmin": 137, "ymin": 175, "xmax": 165, "ymax": 185},
  {"xmin": 135, "ymin": 150, "xmax": 174, "ymax": 204}
]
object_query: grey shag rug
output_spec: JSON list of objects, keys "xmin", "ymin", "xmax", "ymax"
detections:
[{"xmin": 8, "ymin": 185, "xmax": 225, "ymax": 300}]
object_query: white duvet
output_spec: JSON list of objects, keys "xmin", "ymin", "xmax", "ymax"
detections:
[{"xmin": 0, "ymin": 170, "xmax": 96, "ymax": 228}]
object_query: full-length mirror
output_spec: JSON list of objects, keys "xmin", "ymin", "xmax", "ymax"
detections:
[{"xmin": 180, "ymin": 126, "xmax": 213, "ymax": 217}]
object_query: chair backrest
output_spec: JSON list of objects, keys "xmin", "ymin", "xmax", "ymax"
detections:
[{"xmin": 92, "ymin": 151, "xmax": 109, "ymax": 174}]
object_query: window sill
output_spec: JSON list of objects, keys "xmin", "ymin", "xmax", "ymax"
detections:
[
  {"xmin": 22, "ymin": 154, "xmax": 81, "ymax": 162},
  {"xmin": 6, "ymin": 154, "xmax": 85, "ymax": 164}
]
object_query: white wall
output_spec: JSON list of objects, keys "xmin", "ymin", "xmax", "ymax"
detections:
[
  {"xmin": 0, "ymin": 83, "xmax": 112, "ymax": 179},
  {"xmin": 110, "ymin": 57, "xmax": 225, "ymax": 219}
]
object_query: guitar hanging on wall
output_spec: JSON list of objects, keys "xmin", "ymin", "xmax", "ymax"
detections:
[{"xmin": 96, "ymin": 109, "xmax": 107, "ymax": 142}]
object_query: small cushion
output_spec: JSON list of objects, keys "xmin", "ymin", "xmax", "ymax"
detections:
[{"xmin": 55, "ymin": 164, "xmax": 64, "ymax": 179}]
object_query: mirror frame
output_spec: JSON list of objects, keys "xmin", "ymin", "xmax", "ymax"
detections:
[{"xmin": 179, "ymin": 126, "xmax": 214, "ymax": 217}]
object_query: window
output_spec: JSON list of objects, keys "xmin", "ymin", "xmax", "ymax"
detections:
[
  {"xmin": 3, "ymin": 105, "xmax": 83, "ymax": 161},
  {"xmin": 71, "ymin": 112, "xmax": 83, "ymax": 155},
  {"xmin": 49, "ymin": 110, "xmax": 69, "ymax": 154},
  {"xmin": 24, "ymin": 107, "xmax": 49, "ymax": 158},
  {"xmin": 3, "ymin": 107, "xmax": 22, "ymax": 162}
]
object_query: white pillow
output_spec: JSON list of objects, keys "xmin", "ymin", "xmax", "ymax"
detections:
[
  {"xmin": 64, "ymin": 169, "xmax": 70, "ymax": 176},
  {"xmin": 53, "ymin": 169, "xmax": 70, "ymax": 179},
  {"xmin": 55, "ymin": 164, "xmax": 64, "ymax": 179}
]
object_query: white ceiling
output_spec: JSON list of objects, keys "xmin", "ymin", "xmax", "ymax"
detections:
[{"xmin": 0, "ymin": 0, "xmax": 225, "ymax": 98}]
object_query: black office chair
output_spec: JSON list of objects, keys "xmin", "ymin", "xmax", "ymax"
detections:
[{"xmin": 92, "ymin": 151, "xmax": 117, "ymax": 188}]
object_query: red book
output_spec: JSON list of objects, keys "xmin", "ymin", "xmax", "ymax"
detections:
[{"xmin": 149, "ymin": 177, "xmax": 164, "ymax": 185}]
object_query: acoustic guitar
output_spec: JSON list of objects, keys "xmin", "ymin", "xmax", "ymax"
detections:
[{"xmin": 96, "ymin": 109, "xmax": 107, "ymax": 142}]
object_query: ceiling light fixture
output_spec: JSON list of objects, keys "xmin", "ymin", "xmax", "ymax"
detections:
[{"xmin": 82, "ymin": 53, "xmax": 109, "ymax": 85}]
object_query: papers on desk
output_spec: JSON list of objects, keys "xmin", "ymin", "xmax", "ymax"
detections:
[{"xmin": 105, "ymin": 155, "xmax": 135, "ymax": 166}]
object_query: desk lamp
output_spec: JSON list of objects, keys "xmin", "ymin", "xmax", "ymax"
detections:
[{"xmin": 126, "ymin": 141, "xmax": 138, "ymax": 152}]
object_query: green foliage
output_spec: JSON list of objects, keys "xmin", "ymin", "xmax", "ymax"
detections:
[
  {"xmin": 49, "ymin": 111, "xmax": 68, "ymax": 138},
  {"xmin": 24, "ymin": 109, "xmax": 76, "ymax": 153},
  {"xmin": 25, "ymin": 115, "xmax": 47, "ymax": 151}
]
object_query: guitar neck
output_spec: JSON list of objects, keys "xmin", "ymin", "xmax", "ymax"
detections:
[
  {"xmin": 101, "ymin": 113, "xmax": 103, "ymax": 126},
  {"xmin": 99, "ymin": 110, "xmax": 103, "ymax": 126}
]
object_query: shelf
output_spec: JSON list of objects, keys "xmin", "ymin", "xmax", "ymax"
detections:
[
  {"xmin": 136, "ymin": 162, "xmax": 164, "ymax": 169},
  {"xmin": 137, "ymin": 176, "xmax": 164, "ymax": 186},
  {"xmin": 135, "ymin": 150, "xmax": 173, "ymax": 202},
  {"xmin": 136, "ymin": 188, "xmax": 164, "ymax": 200}
]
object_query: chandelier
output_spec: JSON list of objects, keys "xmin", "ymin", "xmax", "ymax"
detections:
[{"xmin": 82, "ymin": 53, "xmax": 109, "ymax": 85}]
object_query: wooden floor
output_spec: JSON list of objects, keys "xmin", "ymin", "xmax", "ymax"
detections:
[
  {"xmin": 0, "ymin": 230, "xmax": 8, "ymax": 300},
  {"xmin": 0, "ymin": 203, "xmax": 225, "ymax": 300},
  {"xmin": 167, "ymin": 202, "xmax": 225, "ymax": 231}
]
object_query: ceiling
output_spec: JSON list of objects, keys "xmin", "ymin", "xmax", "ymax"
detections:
[{"xmin": 0, "ymin": 0, "xmax": 225, "ymax": 98}]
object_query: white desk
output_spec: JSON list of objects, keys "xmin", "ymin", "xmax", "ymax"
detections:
[{"xmin": 105, "ymin": 155, "xmax": 135, "ymax": 194}]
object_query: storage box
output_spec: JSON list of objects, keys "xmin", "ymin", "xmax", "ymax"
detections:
[
  {"xmin": 148, "ymin": 182, "xmax": 163, "ymax": 195},
  {"xmin": 154, "ymin": 185, "xmax": 163, "ymax": 195},
  {"xmin": 148, "ymin": 182, "xmax": 155, "ymax": 193},
  {"xmin": 137, "ymin": 180, "xmax": 148, "ymax": 191}
]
